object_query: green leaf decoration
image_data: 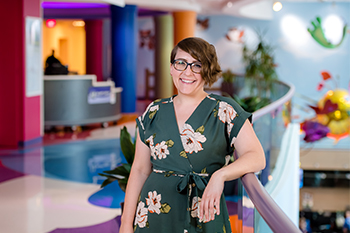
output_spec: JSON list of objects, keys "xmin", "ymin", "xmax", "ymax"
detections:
[
  {"xmin": 117, "ymin": 178, "xmax": 128, "ymax": 192},
  {"xmin": 165, "ymin": 139, "xmax": 174, "ymax": 147},
  {"xmin": 308, "ymin": 16, "xmax": 347, "ymax": 49},
  {"xmin": 102, "ymin": 163, "xmax": 131, "ymax": 177},
  {"xmin": 99, "ymin": 176, "xmax": 117, "ymax": 188},
  {"xmin": 120, "ymin": 126, "xmax": 135, "ymax": 165},
  {"xmin": 164, "ymin": 171, "xmax": 174, "ymax": 177},
  {"xmin": 196, "ymin": 125, "xmax": 205, "ymax": 134},
  {"xmin": 154, "ymin": 99, "xmax": 161, "ymax": 103},
  {"xmin": 213, "ymin": 109, "xmax": 218, "ymax": 117},
  {"xmin": 149, "ymin": 110, "xmax": 156, "ymax": 119},
  {"xmin": 180, "ymin": 151, "xmax": 188, "ymax": 158},
  {"xmin": 134, "ymin": 225, "xmax": 137, "ymax": 231},
  {"xmin": 160, "ymin": 203, "xmax": 171, "ymax": 213},
  {"xmin": 201, "ymin": 167, "xmax": 207, "ymax": 174},
  {"xmin": 98, "ymin": 125, "xmax": 137, "ymax": 192},
  {"xmin": 223, "ymin": 224, "xmax": 226, "ymax": 233},
  {"xmin": 146, "ymin": 221, "xmax": 150, "ymax": 228}
]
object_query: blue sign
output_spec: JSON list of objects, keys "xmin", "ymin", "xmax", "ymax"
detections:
[{"xmin": 87, "ymin": 86, "xmax": 112, "ymax": 104}]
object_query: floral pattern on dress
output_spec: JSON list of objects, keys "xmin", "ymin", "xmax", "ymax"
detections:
[
  {"xmin": 218, "ymin": 101, "xmax": 238, "ymax": 136},
  {"xmin": 146, "ymin": 191, "xmax": 162, "ymax": 214},
  {"xmin": 207, "ymin": 95, "xmax": 217, "ymax": 101},
  {"xmin": 142, "ymin": 102, "xmax": 154, "ymax": 120},
  {"xmin": 135, "ymin": 201, "xmax": 148, "ymax": 228},
  {"xmin": 180, "ymin": 124, "xmax": 206, "ymax": 154},
  {"xmin": 146, "ymin": 135, "xmax": 173, "ymax": 160},
  {"xmin": 149, "ymin": 105, "xmax": 159, "ymax": 119},
  {"xmin": 154, "ymin": 141, "xmax": 170, "ymax": 159},
  {"xmin": 134, "ymin": 191, "xmax": 171, "ymax": 229},
  {"xmin": 230, "ymin": 137, "xmax": 237, "ymax": 147}
]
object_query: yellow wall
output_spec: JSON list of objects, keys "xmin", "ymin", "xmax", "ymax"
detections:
[{"xmin": 42, "ymin": 20, "xmax": 86, "ymax": 74}]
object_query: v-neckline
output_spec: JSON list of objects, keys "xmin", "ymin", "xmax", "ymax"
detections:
[{"xmin": 171, "ymin": 94, "xmax": 211, "ymax": 134}]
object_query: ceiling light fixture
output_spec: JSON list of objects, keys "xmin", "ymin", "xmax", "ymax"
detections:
[
  {"xmin": 46, "ymin": 19, "xmax": 56, "ymax": 28},
  {"xmin": 73, "ymin": 21, "xmax": 85, "ymax": 27},
  {"xmin": 273, "ymin": 1, "xmax": 282, "ymax": 12}
]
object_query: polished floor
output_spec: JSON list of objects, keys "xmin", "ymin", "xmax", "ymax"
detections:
[
  {"xmin": 0, "ymin": 114, "xmax": 139, "ymax": 233},
  {"xmin": 0, "ymin": 109, "xmax": 251, "ymax": 233}
]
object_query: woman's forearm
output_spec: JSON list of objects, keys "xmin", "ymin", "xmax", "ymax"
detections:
[
  {"xmin": 215, "ymin": 150, "xmax": 265, "ymax": 182},
  {"xmin": 120, "ymin": 165, "xmax": 151, "ymax": 225}
]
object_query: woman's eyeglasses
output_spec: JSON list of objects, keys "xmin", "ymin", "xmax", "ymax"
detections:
[{"xmin": 172, "ymin": 59, "xmax": 202, "ymax": 74}]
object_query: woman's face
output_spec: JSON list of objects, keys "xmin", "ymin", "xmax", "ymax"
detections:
[{"xmin": 170, "ymin": 49, "xmax": 206, "ymax": 97}]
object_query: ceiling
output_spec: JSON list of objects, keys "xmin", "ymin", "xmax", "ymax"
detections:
[{"xmin": 43, "ymin": 0, "xmax": 350, "ymax": 20}]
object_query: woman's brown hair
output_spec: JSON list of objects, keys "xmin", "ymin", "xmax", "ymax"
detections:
[{"xmin": 170, "ymin": 37, "xmax": 222, "ymax": 87}]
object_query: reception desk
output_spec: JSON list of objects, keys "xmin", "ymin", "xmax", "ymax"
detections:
[{"xmin": 44, "ymin": 75, "xmax": 122, "ymax": 126}]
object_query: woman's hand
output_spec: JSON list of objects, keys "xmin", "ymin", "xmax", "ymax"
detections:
[{"xmin": 199, "ymin": 171, "xmax": 225, "ymax": 222}]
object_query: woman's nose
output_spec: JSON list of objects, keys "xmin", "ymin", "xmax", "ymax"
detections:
[{"xmin": 184, "ymin": 65, "xmax": 192, "ymax": 75}]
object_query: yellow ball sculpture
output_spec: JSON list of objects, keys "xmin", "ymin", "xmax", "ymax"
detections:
[{"xmin": 317, "ymin": 88, "xmax": 350, "ymax": 141}]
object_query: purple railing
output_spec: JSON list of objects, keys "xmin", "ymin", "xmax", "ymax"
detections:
[
  {"xmin": 239, "ymin": 80, "xmax": 300, "ymax": 232},
  {"xmin": 241, "ymin": 173, "xmax": 301, "ymax": 232}
]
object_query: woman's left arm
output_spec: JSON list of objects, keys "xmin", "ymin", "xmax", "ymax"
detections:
[{"xmin": 199, "ymin": 119, "xmax": 266, "ymax": 222}]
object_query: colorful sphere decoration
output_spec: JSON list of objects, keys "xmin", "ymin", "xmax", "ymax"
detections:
[{"xmin": 301, "ymin": 71, "xmax": 350, "ymax": 143}]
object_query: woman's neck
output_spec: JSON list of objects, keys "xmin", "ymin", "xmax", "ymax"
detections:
[{"xmin": 174, "ymin": 91, "xmax": 208, "ymax": 106}]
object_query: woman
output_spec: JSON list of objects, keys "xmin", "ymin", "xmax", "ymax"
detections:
[{"xmin": 120, "ymin": 37, "xmax": 265, "ymax": 233}]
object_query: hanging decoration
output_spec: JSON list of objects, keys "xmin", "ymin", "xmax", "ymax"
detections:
[
  {"xmin": 307, "ymin": 16, "xmax": 347, "ymax": 49},
  {"xmin": 300, "ymin": 71, "xmax": 350, "ymax": 143}
]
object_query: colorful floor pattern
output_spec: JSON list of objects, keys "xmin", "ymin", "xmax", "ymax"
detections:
[{"xmin": 0, "ymin": 117, "xmax": 254, "ymax": 233}]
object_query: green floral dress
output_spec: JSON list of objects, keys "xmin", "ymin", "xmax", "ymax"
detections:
[{"xmin": 134, "ymin": 93, "xmax": 251, "ymax": 233}]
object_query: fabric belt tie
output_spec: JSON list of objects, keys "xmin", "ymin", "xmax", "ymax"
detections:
[
  {"xmin": 176, "ymin": 172, "xmax": 208, "ymax": 232},
  {"xmin": 152, "ymin": 169, "xmax": 209, "ymax": 232}
]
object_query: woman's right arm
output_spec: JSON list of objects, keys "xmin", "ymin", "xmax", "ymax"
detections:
[{"xmin": 119, "ymin": 129, "xmax": 152, "ymax": 233}]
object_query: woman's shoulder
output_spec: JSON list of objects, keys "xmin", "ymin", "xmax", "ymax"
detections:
[
  {"xmin": 139, "ymin": 96, "xmax": 173, "ymax": 119},
  {"xmin": 208, "ymin": 93, "xmax": 242, "ymax": 109},
  {"xmin": 152, "ymin": 96, "xmax": 174, "ymax": 105}
]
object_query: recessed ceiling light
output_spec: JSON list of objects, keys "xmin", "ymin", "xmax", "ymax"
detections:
[
  {"xmin": 73, "ymin": 21, "xmax": 85, "ymax": 27},
  {"xmin": 273, "ymin": 1, "xmax": 283, "ymax": 12}
]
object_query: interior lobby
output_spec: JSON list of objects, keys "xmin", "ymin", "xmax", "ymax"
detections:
[{"xmin": 0, "ymin": 1, "xmax": 349, "ymax": 233}]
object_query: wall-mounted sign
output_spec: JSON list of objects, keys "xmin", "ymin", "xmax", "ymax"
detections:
[
  {"xmin": 25, "ymin": 17, "xmax": 42, "ymax": 97},
  {"xmin": 87, "ymin": 86, "xmax": 115, "ymax": 104}
]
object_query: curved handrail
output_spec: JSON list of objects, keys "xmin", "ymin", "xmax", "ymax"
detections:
[
  {"xmin": 252, "ymin": 80, "xmax": 295, "ymax": 122},
  {"xmin": 240, "ymin": 80, "xmax": 301, "ymax": 232},
  {"xmin": 241, "ymin": 173, "xmax": 301, "ymax": 232}
]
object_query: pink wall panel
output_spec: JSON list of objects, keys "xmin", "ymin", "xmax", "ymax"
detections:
[
  {"xmin": 0, "ymin": 0, "xmax": 41, "ymax": 147},
  {"xmin": 86, "ymin": 20, "xmax": 103, "ymax": 82},
  {"xmin": 24, "ymin": 96, "xmax": 41, "ymax": 140}
]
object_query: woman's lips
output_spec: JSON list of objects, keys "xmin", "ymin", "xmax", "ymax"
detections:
[{"xmin": 180, "ymin": 78, "xmax": 195, "ymax": 84}]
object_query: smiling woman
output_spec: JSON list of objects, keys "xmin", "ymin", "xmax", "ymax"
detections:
[{"xmin": 119, "ymin": 37, "xmax": 266, "ymax": 233}]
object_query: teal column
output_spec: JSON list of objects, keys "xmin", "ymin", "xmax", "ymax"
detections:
[
  {"xmin": 154, "ymin": 14, "xmax": 174, "ymax": 98},
  {"xmin": 111, "ymin": 5, "xmax": 137, "ymax": 113}
]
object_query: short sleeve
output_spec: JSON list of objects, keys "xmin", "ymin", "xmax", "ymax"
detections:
[
  {"xmin": 135, "ymin": 101, "xmax": 159, "ymax": 145},
  {"xmin": 229, "ymin": 98, "xmax": 252, "ymax": 139},
  {"xmin": 218, "ymin": 96, "xmax": 252, "ymax": 152}
]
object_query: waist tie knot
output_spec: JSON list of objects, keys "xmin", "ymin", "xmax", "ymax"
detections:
[
  {"xmin": 152, "ymin": 169, "xmax": 209, "ymax": 232},
  {"xmin": 176, "ymin": 172, "xmax": 208, "ymax": 193},
  {"xmin": 177, "ymin": 172, "xmax": 208, "ymax": 232}
]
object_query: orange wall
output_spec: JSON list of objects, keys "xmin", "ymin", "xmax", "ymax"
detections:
[{"xmin": 42, "ymin": 19, "xmax": 86, "ymax": 74}]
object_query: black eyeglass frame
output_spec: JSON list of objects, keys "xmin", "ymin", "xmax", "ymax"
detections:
[{"xmin": 172, "ymin": 59, "xmax": 202, "ymax": 74}]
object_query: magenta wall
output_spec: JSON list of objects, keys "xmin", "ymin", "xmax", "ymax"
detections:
[
  {"xmin": 0, "ymin": 0, "xmax": 41, "ymax": 148},
  {"xmin": 86, "ymin": 20, "xmax": 103, "ymax": 82}
]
